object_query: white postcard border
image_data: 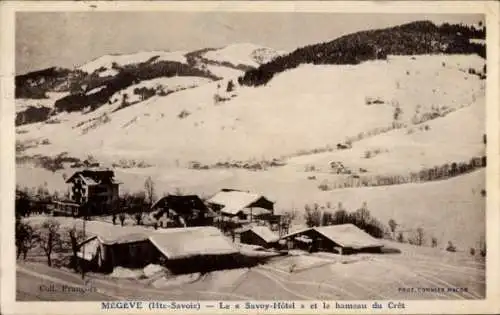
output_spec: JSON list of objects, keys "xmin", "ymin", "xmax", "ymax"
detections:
[{"xmin": 1, "ymin": 1, "xmax": 499, "ymax": 314}]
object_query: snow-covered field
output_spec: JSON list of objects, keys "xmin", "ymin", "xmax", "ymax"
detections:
[
  {"xmin": 17, "ymin": 54, "xmax": 485, "ymax": 168},
  {"xmin": 288, "ymin": 101, "xmax": 485, "ymax": 175},
  {"xmin": 77, "ymin": 51, "xmax": 188, "ymax": 74},
  {"xmin": 202, "ymin": 43, "xmax": 284, "ymax": 68},
  {"xmin": 106, "ymin": 76, "xmax": 213, "ymax": 106},
  {"xmin": 203, "ymin": 65, "xmax": 243, "ymax": 79},
  {"xmin": 16, "ymin": 92, "xmax": 69, "ymax": 113}
]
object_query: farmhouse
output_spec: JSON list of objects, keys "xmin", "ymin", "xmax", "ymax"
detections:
[
  {"xmin": 77, "ymin": 223, "xmax": 240, "ymax": 274},
  {"xmin": 65, "ymin": 169, "xmax": 120, "ymax": 215},
  {"xmin": 76, "ymin": 221, "xmax": 156, "ymax": 272},
  {"xmin": 207, "ymin": 189, "xmax": 275, "ymax": 222},
  {"xmin": 77, "ymin": 232, "xmax": 153, "ymax": 272},
  {"xmin": 281, "ymin": 224, "xmax": 384, "ymax": 255},
  {"xmin": 150, "ymin": 195, "xmax": 215, "ymax": 227},
  {"xmin": 239, "ymin": 226, "xmax": 280, "ymax": 248},
  {"xmin": 149, "ymin": 226, "xmax": 240, "ymax": 273}
]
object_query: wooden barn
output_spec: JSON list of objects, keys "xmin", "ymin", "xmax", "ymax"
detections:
[
  {"xmin": 77, "ymin": 224, "xmax": 241, "ymax": 274},
  {"xmin": 281, "ymin": 224, "xmax": 384, "ymax": 255},
  {"xmin": 77, "ymin": 232, "xmax": 154, "ymax": 272},
  {"xmin": 150, "ymin": 195, "xmax": 215, "ymax": 228},
  {"xmin": 149, "ymin": 226, "xmax": 240, "ymax": 273},
  {"xmin": 207, "ymin": 189, "xmax": 275, "ymax": 222},
  {"xmin": 65, "ymin": 169, "xmax": 120, "ymax": 216},
  {"xmin": 239, "ymin": 226, "xmax": 280, "ymax": 248}
]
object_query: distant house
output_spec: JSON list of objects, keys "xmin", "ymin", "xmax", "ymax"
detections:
[
  {"xmin": 239, "ymin": 226, "xmax": 280, "ymax": 248},
  {"xmin": 207, "ymin": 189, "xmax": 274, "ymax": 222},
  {"xmin": 281, "ymin": 224, "xmax": 384, "ymax": 255},
  {"xmin": 65, "ymin": 169, "xmax": 120, "ymax": 215},
  {"xmin": 150, "ymin": 195, "xmax": 215, "ymax": 227}
]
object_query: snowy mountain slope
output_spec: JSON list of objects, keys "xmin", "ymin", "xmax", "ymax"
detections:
[
  {"xmin": 17, "ymin": 54, "xmax": 485, "ymax": 171},
  {"xmin": 16, "ymin": 45, "xmax": 283, "ymax": 123},
  {"xmin": 202, "ymin": 43, "xmax": 286, "ymax": 69},
  {"xmin": 77, "ymin": 51, "xmax": 188, "ymax": 74},
  {"xmin": 287, "ymin": 100, "xmax": 485, "ymax": 175},
  {"xmin": 203, "ymin": 65, "xmax": 243, "ymax": 80},
  {"xmin": 240, "ymin": 20, "xmax": 486, "ymax": 87},
  {"xmin": 106, "ymin": 76, "xmax": 213, "ymax": 108},
  {"xmin": 16, "ymin": 92, "xmax": 69, "ymax": 114},
  {"xmin": 16, "ymin": 75, "xmax": 215, "ymax": 144}
]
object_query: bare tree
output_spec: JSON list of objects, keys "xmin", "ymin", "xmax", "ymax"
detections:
[
  {"xmin": 431, "ymin": 237, "xmax": 438, "ymax": 248},
  {"xmin": 321, "ymin": 211, "xmax": 334, "ymax": 226},
  {"xmin": 134, "ymin": 212, "xmax": 143, "ymax": 226},
  {"xmin": 355, "ymin": 202, "xmax": 370, "ymax": 223},
  {"xmin": 16, "ymin": 220, "xmax": 37, "ymax": 260},
  {"xmin": 144, "ymin": 176, "xmax": 156, "ymax": 207},
  {"xmin": 392, "ymin": 102, "xmax": 403, "ymax": 127},
  {"xmin": 333, "ymin": 209, "xmax": 349, "ymax": 225},
  {"xmin": 121, "ymin": 93, "xmax": 129, "ymax": 107},
  {"xmin": 119, "ymin": 213, "xmax": 126, "ymax": 226},
  {"xmin": 397, "ymin": 232, "xmax": 405, "ymax": 243},
  {"xmin": 304, "ymin": 207, "xmax": 321, "ymax": 227},
  {"xmin": 37, "ymin": 219, "xmax": 62, "ymax": 267},
  {"xmin": 412, "ymin": 227, "xmax": 425, "ymax": 246},
  {"xmin": 64, "ymin": 225, "xmax": 85, "ymax": 271},
  {"xmin": 226, "ymin": 80, "xmax": 235, "ymax": 93},
  {"xmin": 479, "ymin": 236, "xmax": 486, "ymax": 257},
  {"xmin": 388, "ymin": 219, "xmax": 398, "ymax": 236}
]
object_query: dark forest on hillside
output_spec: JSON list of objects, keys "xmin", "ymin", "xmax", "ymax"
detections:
[{"xmin": 239, "ymin": 21, "xmax": 486, "ymax": 87}]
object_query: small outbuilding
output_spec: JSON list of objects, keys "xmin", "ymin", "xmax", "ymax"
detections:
[
  {"xmin": 77, "ymin": 225, "xmax": 241, "ymax": 273},
  {"xmin": 239, "ymin": 226, "xmax": 280, "ymax": 248},
  {"xmin": 207, "ymin": 189, "xmax": 274, "ymax": 222},
  {"xmin": 281, "ymin": 224, "xmax": 384, "ymax": 255},
  {"xmin": 77, "ymin": 232, "xmax": 154, "ymax": 272},
  {"xmin": 150, "ymin": 195, "xmax": 215, "ymax": 227},
  {"xmin": 149, "ymin": 226, "xmax": 240, "ymax": 273}
]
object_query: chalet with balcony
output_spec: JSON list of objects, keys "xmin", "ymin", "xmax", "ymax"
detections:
[{"xmin": 65, "ymin": 169, "xmax": 120, "ymax": 215}]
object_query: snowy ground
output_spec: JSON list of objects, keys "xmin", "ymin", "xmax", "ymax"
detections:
[{"xmin": 16, "ymin": 92, "xmax": 69, "ymax": 113}]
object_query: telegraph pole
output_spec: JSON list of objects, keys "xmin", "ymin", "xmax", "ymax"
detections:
[{"xmin": 81, "ymin": 204, "xmax": 86, "ymax": 280}]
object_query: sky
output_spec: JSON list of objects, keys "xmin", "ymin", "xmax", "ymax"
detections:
[{"xmin": 16, "ymin": 12, "xmax": 483, "ymax": 75}]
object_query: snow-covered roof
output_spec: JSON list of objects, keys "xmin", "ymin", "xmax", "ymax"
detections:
[
  {"xmin": 149, "ymin": 226, "xmax": 238, "ymax": 260},
  {"xmin": 80, "ymin": 232, "xmax": 151, "ymax": 246},
  {"xmin": 207, "ymin": 190, "xmax": 273, "ymax": 215},
  {"xmin": 66, "ymin": 169, "xmax": 118, "ymax": 186},
  {"xmin": 281, "ymin": 224, "xmax": 383, "ymax": 249},
  {"xmin": 314, "ymin": 224, "xmax": 383, "ymax": 249},
  {"xmin": 243, "ymin": 226, "xmax": 279, "ymax": 243},
  {"xmin": 242, "ymin": 207, "xmax": 272, "ymax": 217}
]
